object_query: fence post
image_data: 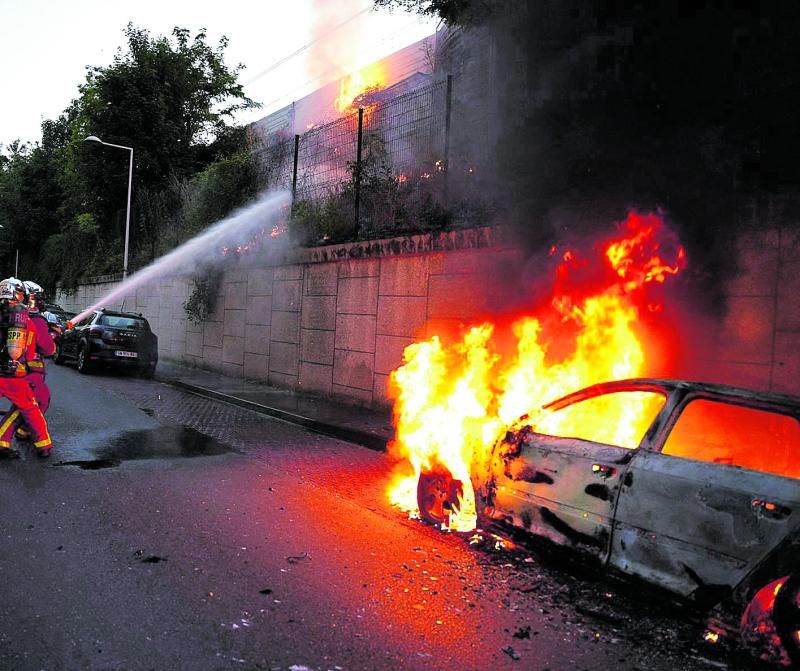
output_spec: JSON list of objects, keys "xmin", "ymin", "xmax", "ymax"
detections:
[
  {"xmin": 443, "ymin": 74, "xmax": 453, "ymax": 203},
  {"xmin": 354, "ymin": 107, "xmax": 364, "ymax": 238},
  {"xmin": 291, "ymin": 134, "xmax": 300, "ymax": 204}
]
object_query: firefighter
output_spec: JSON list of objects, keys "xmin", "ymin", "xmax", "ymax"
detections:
[
  {"xmin": 0, "ymin": 278, "xmax": 53, "ymax": 459},
  {"xmin": 10, "ymin": 281, "xmax": 55, "ymax": 440}
]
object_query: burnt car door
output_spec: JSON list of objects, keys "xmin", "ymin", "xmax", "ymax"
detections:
[
  {"xmin": 491, "ymin": 388, "xmax": 666, "ymax": 561},
  {"xmin": 610, "ymin": 392, "xmax": 800, "ymax": 600}
]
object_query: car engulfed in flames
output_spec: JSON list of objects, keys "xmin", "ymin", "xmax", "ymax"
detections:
[{"xmin": 386, "ymin": 211, "xmax": 800, "ymax": 665}]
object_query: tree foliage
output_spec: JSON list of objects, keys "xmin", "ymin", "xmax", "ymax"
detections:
[
  {"xmin": 372, "ymin": 0, "xmax": 495, "ymax": 25},
  {"xmin": 0, "ymin": 23, "xmax": 258, "ymax": 292},
  {"xmin": 72, "ymin": 24, "xmax": 258, "ymax": 260}
]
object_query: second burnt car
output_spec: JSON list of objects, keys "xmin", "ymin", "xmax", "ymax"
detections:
[
  {"xmin": 417, "ymin": 379, "xmax": 800, "ymax": 665},
  {"xmin": 54, "ymin": 308, "xmax": 158, "ymax": 378}
]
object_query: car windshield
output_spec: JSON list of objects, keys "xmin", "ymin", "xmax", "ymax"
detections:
[{"xmin": 98, "ymin": 315, "xmax": 147, "ymax": 330}]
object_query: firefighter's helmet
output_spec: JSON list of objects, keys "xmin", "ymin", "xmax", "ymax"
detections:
[
  {"xmin": 22, "ymin": 281, "xmax": 44, "ymax": 312},
  {"xmin": 0, "ymin": 277, "xmax": 25, "ymax": 304}
]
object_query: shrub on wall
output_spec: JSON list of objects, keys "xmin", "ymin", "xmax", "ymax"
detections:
[{"xmin": 184, "ymin": 270, "xmax": 222, "ymax": 324}]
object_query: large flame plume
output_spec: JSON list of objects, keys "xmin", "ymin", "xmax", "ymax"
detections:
[
  {"xmin": 335, "ymin": 63, "xmax": 387, "ymax": 114},
  {"xmin": 387, "ymin": 211, "xmax": 687, "ymax": 532}
]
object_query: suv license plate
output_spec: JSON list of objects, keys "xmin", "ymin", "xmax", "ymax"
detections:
[{"xmin": 115, "ymin": 351, "xmax": 138, "ymax": 358}]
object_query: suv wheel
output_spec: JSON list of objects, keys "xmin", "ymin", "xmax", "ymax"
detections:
[{"xmin": 77, "ymin": 345, "xmax": 92, "ymax": 374}]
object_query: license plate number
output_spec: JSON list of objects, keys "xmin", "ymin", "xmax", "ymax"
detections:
[{"xmin": 115, "ymin": 350, "xmax": 138, "ymax": 358}]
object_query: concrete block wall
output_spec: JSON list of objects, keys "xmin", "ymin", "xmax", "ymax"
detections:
[
  {"xmin": 679, "ymin": 221, "xmax": 800, "ymax": 396},
  {"xmin": 56, "ymin": 214, "xmax": 800, "ymax": 409}
]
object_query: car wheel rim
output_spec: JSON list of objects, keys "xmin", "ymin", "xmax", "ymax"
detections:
[{"xmin": 416, "ymin": 462, "xmax": 464, "ymax": 528}]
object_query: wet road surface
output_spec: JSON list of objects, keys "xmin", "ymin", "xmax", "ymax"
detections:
[{"xmin": 0, "ymin": 364, "xmax": 765, "ymax": 670}]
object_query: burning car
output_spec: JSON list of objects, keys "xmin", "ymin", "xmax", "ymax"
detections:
[{"xmin": 416, "ymin": 378, "xmax": 800, "ymax": 665}]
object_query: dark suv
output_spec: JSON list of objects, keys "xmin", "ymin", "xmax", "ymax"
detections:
[{"xmin": 54, "ymin": 309, "xmax": 158, "ymax": 378}]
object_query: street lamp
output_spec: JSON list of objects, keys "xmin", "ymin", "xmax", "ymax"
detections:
[{"xmin": 83, "ymin": 135, "xmax": 134, "ymax": 280}]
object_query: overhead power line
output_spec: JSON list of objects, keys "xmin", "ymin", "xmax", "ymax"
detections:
[
  {"xmin": 243, "ymin": 6, "xmax": 373, "ymax": 86},
  {"xmin": 252, "ymin": 20, "xmax": 433, "ymax": 114}
]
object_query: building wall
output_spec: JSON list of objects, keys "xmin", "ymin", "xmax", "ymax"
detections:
[{"xmin": 57, "ymin": 221, "xmax": 800, "ymax": 407}]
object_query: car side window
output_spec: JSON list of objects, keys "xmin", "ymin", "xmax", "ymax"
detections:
[
  {"xmin": 535, "ymin": 391, "xmax": 666, "ymax": 449},
  {"xmin": 661, "ymin": 398, "xmax": 800, "ymax": 479}
]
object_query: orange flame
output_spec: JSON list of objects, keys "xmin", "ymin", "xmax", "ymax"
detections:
[
  {"xmin": 387, "ymin": 211, "xmax": 686, "ymax": 531},
  {"xmin": 606, "ymin": 211, "xmax": 686, "ymax": 292},
  {"xmin": 335, "ymin": 63, "xmax": 386, "ymax": 114}
]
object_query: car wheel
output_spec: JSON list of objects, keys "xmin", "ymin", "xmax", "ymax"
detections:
[
  {"xmin": 774, "ymin": 575, "xmax": 800, "ymax": 665},
  {"xmin": 740, "ymin": 576, "xmax": 796, "ymax": 666},
  {"xmin": 416, "ymin": 462, "xmax": 464, "ymax": 529},
  {"xmin": 76, "ymin": 346, "xmax": 92, "ymax": 374},
  {"xmin": 53, "ymin": 341, "xmax": 65, "ymax": 365}
]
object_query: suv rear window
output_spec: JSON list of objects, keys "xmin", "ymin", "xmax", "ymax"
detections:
[
  {"xmin": 98, "ymin": 315, "xmax": 147, "ymax": 330},
  {"xmin": 662, "ymin": 398, "xmax": 800, "ymax": 479}
]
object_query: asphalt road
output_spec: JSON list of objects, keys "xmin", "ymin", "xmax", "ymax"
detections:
[{"xmin": 0, "ymin": 364, "xmax": 757, "ymax": 671}]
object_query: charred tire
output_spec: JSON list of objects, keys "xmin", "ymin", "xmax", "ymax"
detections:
[
  {"xmin": 53, "ymin": 342, "xmax": 64, "ymax": 365},
  {"xmin": 76, "ymin": 345, "xmax": 92, "ymax": 374},
  {"xmin": 774, "ymin": 574, "xmax": 800, "ymax": 665},
  {"xmin": 416, "ymin": 463, "xmax": 464, "ymax": 528}
]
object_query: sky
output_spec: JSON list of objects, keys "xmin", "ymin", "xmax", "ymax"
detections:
[{"xmin": 0, "ymin": 0, "xmax": 438, "ymax": 148}]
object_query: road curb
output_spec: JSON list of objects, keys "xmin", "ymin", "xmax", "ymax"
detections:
[{"xmin": 158, "ymin": 376, "xmax": 389, "ymax": 452}]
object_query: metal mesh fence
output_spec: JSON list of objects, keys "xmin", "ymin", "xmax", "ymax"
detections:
[
  {"xmin": 253, "ymin": 135, "xmax": 295, "ymax": 193},
  {"xmin": 362, "ymin": 79, "xmax": 448, "ymax": 182},
  {"xmin": 252, "ymin": 78, "xmax": 452, "ymax": 242}
]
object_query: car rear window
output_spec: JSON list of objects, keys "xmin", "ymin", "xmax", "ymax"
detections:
[
  {"xmin": 98, "ymin": 315, "xmax": 147, "ymax": 329},
  {"xmin": 662, "ymin": 398, "xmax": 800, "ymax": 479},
  {"xmin": 536, "ymin": 391, "xmax": 666, "ymax": 449}
]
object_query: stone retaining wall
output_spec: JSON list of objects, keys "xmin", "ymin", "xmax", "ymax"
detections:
[{"xmin": 56, "ymin": 219, "xmax": 800, "ymax": 407}]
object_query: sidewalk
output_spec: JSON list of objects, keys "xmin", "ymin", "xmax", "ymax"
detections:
[{"xmin": 155, "ymin": 360, "xmax": 394, "ymax": 451}]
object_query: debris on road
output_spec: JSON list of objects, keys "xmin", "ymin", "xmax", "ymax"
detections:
[{"xmin": 286, "ymin": 552, "xmax": 310, "ymax": 564}]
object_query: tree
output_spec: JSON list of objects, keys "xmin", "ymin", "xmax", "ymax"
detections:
[
  {"xmin": 373, "ymin": 0, "xmax": 494, "ymax": 24},
  {"xmin": 0, "ymin": 119, "xmax": 69, "ymax": 285},
  {"xmin": 70, "ymin": 24, "xmax": 258, "ymax": 269}
]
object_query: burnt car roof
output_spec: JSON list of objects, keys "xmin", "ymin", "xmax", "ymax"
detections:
[{"xmin": 544, "ymin": 378, "xmax": 800, "ymax": 413}]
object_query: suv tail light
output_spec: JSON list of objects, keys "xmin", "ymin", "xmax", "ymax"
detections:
[{"xmin": 88, "ymin": 327, "xmax": 112, "ymax": 339}]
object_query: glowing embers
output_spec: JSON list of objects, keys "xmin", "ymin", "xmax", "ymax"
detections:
[{"xmin": 387, "ymin": 210, "xmax": 687, "ymax": 531}]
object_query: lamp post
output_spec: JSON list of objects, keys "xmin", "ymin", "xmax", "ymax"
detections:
[{"xmin": 83, "ymin": 135, "xmax": 134, "ymax": 280}]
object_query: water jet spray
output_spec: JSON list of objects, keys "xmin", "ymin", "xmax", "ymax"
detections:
[{"xmin": 69, "ymin": 190, "xmax": 291, "ymax": 326}]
